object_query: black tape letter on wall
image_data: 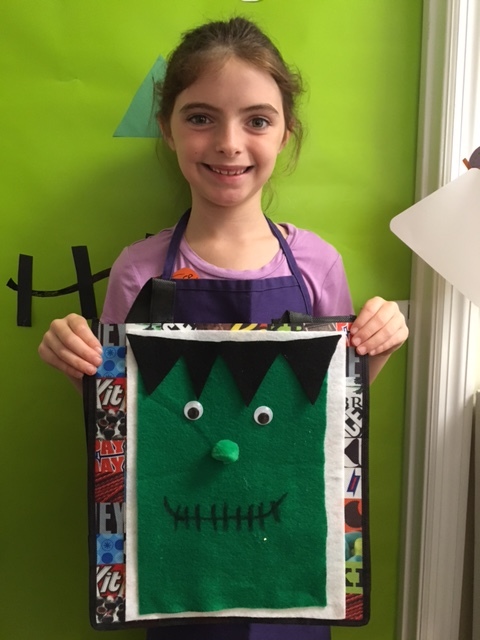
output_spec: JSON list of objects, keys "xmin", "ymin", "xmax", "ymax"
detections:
[
  {"xmin": 6, "ymin": 247, "xmax": 111, "ymax": 327},
  {"xmin": 72, "ymin": 246, "xmax": 98, "ymax": 320},
  {"xmin": 17, "ymin": 254, "xmax": 33, "ymax": 327}
]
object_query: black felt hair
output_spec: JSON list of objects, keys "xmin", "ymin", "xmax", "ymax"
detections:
[{"xmin": 127, "ymin": 333, "xmax": 341, "ymax": 405}]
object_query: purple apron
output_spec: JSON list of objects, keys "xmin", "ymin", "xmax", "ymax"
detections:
[
  {"xmin": 160, "ymin": 210, "xmax": 313, "ymax": 323},
  {"xmin": 147, "ymin": 211, "xmax": 329, "ymax": 639}
]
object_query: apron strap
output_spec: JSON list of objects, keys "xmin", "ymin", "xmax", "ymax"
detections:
[
  {"xmin": 161, "ymin": 210, "xmax": 190, "ymax": 279},
  {"xmin": 266, "ymin": 219, "xmax": 313, "ymax": 315}
]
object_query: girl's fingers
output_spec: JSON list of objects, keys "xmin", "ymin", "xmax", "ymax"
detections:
[
  {"xmin": 350, "ymin": 298, "xmax": 408, "ymax": 356},
  {"xmin": 38, "ymin": 314, "xmax": 103, "ymax": 376},
  {"xmin": 41, "ymin": 331, "xmax": 101, "ymax": 376},
  {"xmin": 350, "ymin": 296, "xmax": 386, "ymax": 333},
  {"xmin": 63, "ymin": 314, "xmax": 102, "ymax": 349},
  {"xmin": 39, "ymin": 343, "xmax": 92, "ymax": 379}
]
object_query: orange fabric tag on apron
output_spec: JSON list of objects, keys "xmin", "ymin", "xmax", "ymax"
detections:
[{"xmin": 172, "ymin": 268, "xmax": 200, "ymax": 280}]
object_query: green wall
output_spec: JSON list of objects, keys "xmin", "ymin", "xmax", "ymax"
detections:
[{"xmin": 0, "ymin": 1, "xmax": 421, "ymax": 638}]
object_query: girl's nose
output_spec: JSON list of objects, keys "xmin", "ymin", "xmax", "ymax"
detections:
[
  {"xmin": 211, "ymin": 439, "xmax": 239, "ymax": 464},
  {"xmin": 215, "ymin": 124, "xmax": 242, "ymax": 156}
]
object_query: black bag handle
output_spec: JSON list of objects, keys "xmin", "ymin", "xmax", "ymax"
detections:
[{"xmin": 125, "ymin": 277, "xmax": 176, "ymax": 323}]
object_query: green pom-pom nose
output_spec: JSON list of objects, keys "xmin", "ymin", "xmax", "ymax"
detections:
[{"xmin": 211, "ymin": 439, "xmax": 239, "ymax": 464}]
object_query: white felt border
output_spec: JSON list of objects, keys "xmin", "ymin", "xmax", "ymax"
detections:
[{"xmin": 125, "ymin": 327, "xmax": 346, "ymax": 621}]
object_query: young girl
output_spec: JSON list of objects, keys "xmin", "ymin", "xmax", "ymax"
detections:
[{"xmin": 38, "ymin": 16, "xmax": 408, "ymax": 639}]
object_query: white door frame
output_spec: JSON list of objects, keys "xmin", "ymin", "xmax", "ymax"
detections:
[{"xmin": 398, "ymin": 1, "xmax": 479, "ymax": 638}]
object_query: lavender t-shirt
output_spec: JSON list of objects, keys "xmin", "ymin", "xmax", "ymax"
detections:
[{"xmin": 101, "ymin": 223, "xmax": 353, "ymax": 323}]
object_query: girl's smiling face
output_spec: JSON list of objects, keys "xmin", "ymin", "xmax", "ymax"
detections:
[{"xmin": 161, "ymin": 56, "xmax": 290, "ymax": 213}]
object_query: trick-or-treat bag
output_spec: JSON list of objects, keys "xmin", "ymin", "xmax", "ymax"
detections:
[{"xmin": 84, "ymin": 318, "xmax": 369, "ymax": 630}]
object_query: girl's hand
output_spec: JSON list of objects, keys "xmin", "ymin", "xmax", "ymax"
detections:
[
  {"xmin": 38, "ymin": 313, "xmax": 103, "ymax": 379},
  {"xmin": 350, "ymin": 297, "xmax": 409, "ymax": 357}
]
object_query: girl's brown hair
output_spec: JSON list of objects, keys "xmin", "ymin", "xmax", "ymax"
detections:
[{"xmin": 156, "ymin": 17, "xmax": 304, "ymax": 166}]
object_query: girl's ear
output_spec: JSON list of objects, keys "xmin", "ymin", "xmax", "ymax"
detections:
[
  {"xmin": 278, "ymin": 128, "xmax": 291, "ymax": 153},
  {"xmin": 158, "ymin": 116, "xmax": 176, "ymax": 151}
]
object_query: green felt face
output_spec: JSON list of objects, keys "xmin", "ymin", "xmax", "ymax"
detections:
[{"xmin": 136, "ymin": 351, "xmax": 330, "ymax": 615}]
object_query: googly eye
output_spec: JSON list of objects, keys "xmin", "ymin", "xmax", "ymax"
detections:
[
  {"xmin": 253, "ymin": 406, "xmax": 273, "ymax": 425},
  {"xmin": 184, "ymin": 401, "xmax": 203, "ymax": 421}
]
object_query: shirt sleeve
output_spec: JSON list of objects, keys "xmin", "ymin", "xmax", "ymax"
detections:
[
  {"xmin": 287, "ymin": 225, "xmax": 354, "ymax": 317},
  {"xmin": 100, "ymin": 230, "xmax": 173, "ymax": 324},
  {"xmin": 313, "ymin": 253, "xmax": 354, "ymax": 317},
  {"xmin": 100, "ymin": 246, "xmax": 143, "ymax": 324}
]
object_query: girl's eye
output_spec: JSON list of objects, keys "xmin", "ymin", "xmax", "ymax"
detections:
[
  {"xmin": 188, "ymin": 114, "xmax": 211, "ymax": 125},
  {"xmin": 253, "ymin": 406, "xmax": 273, "ymax": 425},
  {"xmin": 250, "ymin": 117, "xmax": 270, "ymax": 129},
  {"xmin": 184, "ymin": 401, "xmax": 204, "ymax": 421}
]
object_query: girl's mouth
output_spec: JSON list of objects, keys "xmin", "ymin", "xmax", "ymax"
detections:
[{"xmin": 205, "ymin": 164, "xmax": 252, "ymax": 176}]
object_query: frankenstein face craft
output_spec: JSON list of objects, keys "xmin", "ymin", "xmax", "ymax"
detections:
[{"xmin": 125, "ymin": 328, "xmax": 346, "ymax": 621}]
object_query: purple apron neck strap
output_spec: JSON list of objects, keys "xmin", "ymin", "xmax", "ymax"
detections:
[
  {"xmin": 265, "ymin": 218, "xmax": 313, "ymax": 315},
  {"xmin": 162, "ymin": 210, "xmax": 191, "ymax": 278}
]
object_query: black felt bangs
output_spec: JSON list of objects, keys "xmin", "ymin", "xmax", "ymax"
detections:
[{"xmin": 127, "ymin": 334, "xmax": 341, "ymax": 405}]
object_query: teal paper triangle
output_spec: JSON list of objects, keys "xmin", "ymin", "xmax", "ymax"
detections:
[{"xmin": 114, "ymin": 56, "xmax": 166, "ymax": 138}]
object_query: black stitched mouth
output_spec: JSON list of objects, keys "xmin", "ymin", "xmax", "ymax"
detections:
[{"xmin": 163, "ymin": 493, "xmax": 287, "ymax": 532}]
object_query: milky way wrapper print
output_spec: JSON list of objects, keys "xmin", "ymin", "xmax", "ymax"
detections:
[{"xmin": 85, "ymin": 319, "xmax": 370, "ymax": 630}]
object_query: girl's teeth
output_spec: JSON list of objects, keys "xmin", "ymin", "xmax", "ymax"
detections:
[{"xmin": 210, "ymin": 167, "xmax": 246, "ymax": 176}]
